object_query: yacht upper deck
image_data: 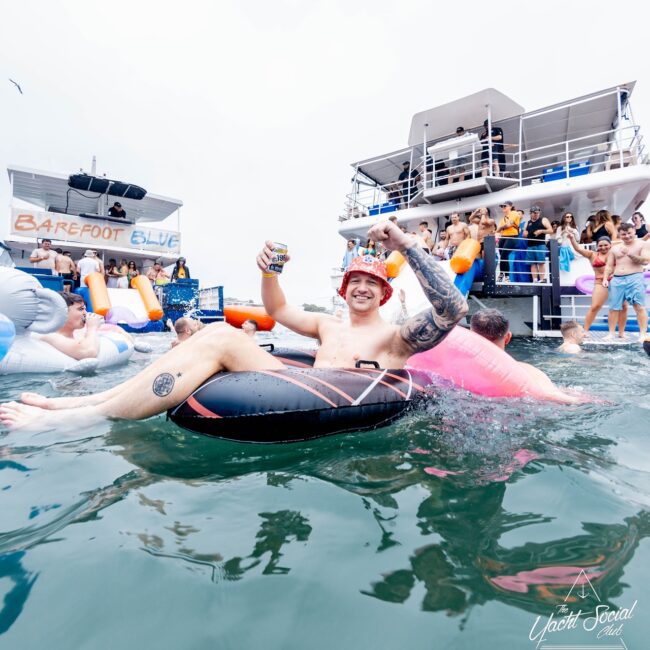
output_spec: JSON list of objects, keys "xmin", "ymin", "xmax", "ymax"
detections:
[{"xmin": 341, "ymin": 83, "xmax": 650, "ymax": 227}]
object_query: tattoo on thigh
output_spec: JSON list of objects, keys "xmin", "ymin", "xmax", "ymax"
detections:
[{"xmin": 152, "ymin": 373, "xmax": 175, "ymax": 397}]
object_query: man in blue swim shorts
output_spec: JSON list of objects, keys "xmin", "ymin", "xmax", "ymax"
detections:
[
  {"xmin": 523, "ymin": 206, "xmax": 553, "ymax": 283},
  {"xmin": 603, "ymin": 223, "xmax": 650, "ymax": 342}
]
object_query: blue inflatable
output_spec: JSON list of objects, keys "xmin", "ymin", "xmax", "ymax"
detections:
[
  {"xmin": 0, "ymin": 314, "xmax": 16, "ymax": 362},
  {"xmin": 454, "ymin": 258, "xmax": 484, "ymax": 296}
]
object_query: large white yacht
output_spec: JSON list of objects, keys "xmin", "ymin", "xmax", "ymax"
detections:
[
  {"xmin": 335, "ymin": 82, "xmax": 650, "ymax": 336},
  {"xmin": 4, "ymin": 161, "xmax": 183, "ymax": 269}
]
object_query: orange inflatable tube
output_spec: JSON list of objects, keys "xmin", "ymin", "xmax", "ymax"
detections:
[
  {"xmin": 224, "ymin": 306, "xmax": 275, "ymax": 331},
  {"xmin": 450, "ymin": 238, "xmax": 480, "ymax": 275},
  {"xmin": 84, "ymin": 272, "xmax": 111, "ymax": 316},
  {"xmin": 385, "ymin": 251, "xmax": 406, "ymax": 279},
  {"xmin": 131, "ymin": 275, "xmax": 163, "ymax": 321}
]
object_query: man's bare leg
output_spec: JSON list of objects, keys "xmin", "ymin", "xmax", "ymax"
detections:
[
  {"xmin": 618, "ymin": 303, "xmax": 628, "ymax": 339},
  {"xmin": 605, "ymin": 310, "xmax": 620, "ymax": 340},
  {"xmin": 633, "ymin": 303, "xmax": 648, "ymax": 342},
  {"xmin": 2, "ymin": 324, "xmax": 285, "ymax": 429}
]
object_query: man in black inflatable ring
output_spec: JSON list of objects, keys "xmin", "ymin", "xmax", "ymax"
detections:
[{"xmin": 1, "ymin": 222, "xmax": 468, "ymax": 430}]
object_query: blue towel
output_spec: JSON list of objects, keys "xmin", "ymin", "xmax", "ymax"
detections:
[{"xmin": 558, "ymin": 245, "xmax": 574, "ymax": 272}]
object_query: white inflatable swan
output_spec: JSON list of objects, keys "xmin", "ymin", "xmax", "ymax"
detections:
[{"xmin": 0, "ymin": 268, "xmax": 135, "ymax": 374}]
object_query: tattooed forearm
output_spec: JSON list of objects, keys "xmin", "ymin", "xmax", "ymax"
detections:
[{"xmin": 399, "ymin": 244, "xmax": 468, "ymax": 352}]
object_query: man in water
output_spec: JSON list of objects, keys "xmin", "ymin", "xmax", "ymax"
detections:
[
  {"xmin": 40, "ymin": 293, "xmax": 104, "ymax": 360},
  {"xmin": 0, "ymin": 222, "xmax": 468, "ymax": 430},
  {"xmin": 171, "ymin": 317, "xmax": 204, "ymax": 348},
  {"xmin": 469, "ymin": 308, "xmax": 579, "ymax": 402},
  {"xmin": 603, "ymin": 223, "xmax": 650, "ymax": 342},
  {"xmin": 558, "ymin": 321, "xmax": 585, "ymax": 354},
  {"xmin": 241, "ymin": 319, "xmax": 258, "ymax": 338}
]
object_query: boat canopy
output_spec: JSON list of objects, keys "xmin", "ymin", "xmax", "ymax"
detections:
[
  {"xmin": 351, "ymin": 83, "xmax": 637, "ymax": 188},
  {"xmin": 407, "ymin": 88, "xmax": 524, "ymax": 147},
  {"xmin": 7, "ymin": 165, "xmax": 183, "ymax": 223}
]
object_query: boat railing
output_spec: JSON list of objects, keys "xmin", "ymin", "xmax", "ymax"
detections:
[{"xmin": 340, "ymin": 123, "xmax": 648, "ymax": 221}]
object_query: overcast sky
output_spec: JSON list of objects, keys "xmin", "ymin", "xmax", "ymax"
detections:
[{"xmin": 1, "ymin": 0, "xmax": 648, "ymax": 304}]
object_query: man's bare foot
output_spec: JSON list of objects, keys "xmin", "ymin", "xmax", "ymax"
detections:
[
  {"xmin": 20, "ymin": 391, "xmax": 104, "ymax": 410},
  {"xmin": 603, "ymin": 334, "xmax": 615, "ymax": 341},
  {"xmin": 0, "ymin": 401, "xmax": 54, "ymax": 431},
  {"xmin": 0, "ymin": 400, "xmax": 105, "ymax": 432}
]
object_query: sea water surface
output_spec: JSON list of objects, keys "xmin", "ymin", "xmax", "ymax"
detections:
[{"xmin": 0, "ymin": 331, "xmax": 649, "ymax": 650}]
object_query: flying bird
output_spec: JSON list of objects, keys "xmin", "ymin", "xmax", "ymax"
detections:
[{"xmin": 9, "ymin": 79, "xmax": 23, "ymax": 94}]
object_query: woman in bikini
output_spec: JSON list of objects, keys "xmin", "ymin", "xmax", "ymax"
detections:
[{"xmin": 568, "ymin": 233, "xmax": 627, "ymax": 334}]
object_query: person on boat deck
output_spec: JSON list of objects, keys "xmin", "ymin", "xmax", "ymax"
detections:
[
  {"xmin": 241, "ymin": 319, "xmax": 258, "ymax": 338},
  {"xmin": 105, "ymin": 259, "xmax": 121, "ymax": 288},
  {"xmin": 29, "ymin": 238, "xmax": 57, "ymax": 271},
  {"xmin": 39, "ymin": 292, "xmax": 103, "ymax": 360},
  {"xmin": 431, "ymin": 232, "xmax": 449, "ymax": 260},
  {"xmin": 580, "ymin": 215, "xmax": 596, "ymax": 244},
  {"xmin": 358, "ymin": 239, "xmax": 379, "ymax": 257},
  {"xmin": 418, "ymin": 222, "xmax": 434, "ymax": 252},
  {"xmin": 474, "ymin": 207, "xmax": 496, "ymax": 255},
  {"xmin": 146, "ymin": 262, "xmax": 171, "ymax": 286},
  {"xmin": 558, "ymin": 321, "xmax": 585, "ymax": 355},
  {"xmin": 603, "ymin": 222, "xmax": 650, "ymax": 342},
  {"xmin": 56, "ymin": 251, "xmax": 78, "ymax": 293},
  {"xmin": 76, "ymin": 249, "xmax": 102, "ymax": 287},
  {"xmin": 342, "ymin": 239, "xmax": 359, "ymax": 271},
  {"xmin": 567, "ymin": 234, "xmax": 627, "ymax": 336},
  {"xmin": 398, "ymin": 161, "xmax": 420, "ymax": 207},
  {"xmin": 444, "ymin": 212, "xmax": 470, "ymax": 258},
  {"xmin": 496, "ymin": 201, "xmax": 521, "ymax": 281},
  {"xmin": 108, "ymin": 201, "xmax": 127, "ymax": 218},
  {"xmin": 555, "ymin": 212, "xmax": 579, "ymax": 272},
  {"xmin": 449, "ymin": 126, "xmax": 469, "ymax": 183},
  {"xmin": 469, "ymin": 309, "xmax": 578, "ymax": 402},
  {"xmin": 1, "ymin": 221, "xmax": 468, "ymax": 430},
  {"xmin": 632, "ymin": 211, "xmax": 648, "ymax": 239},
  {"xmin": 172, "ymin": 257, "xmax": 191, "ymax": 281},
  {"xmin": 479, "ymin": 119, "xmax": 505, "ymax": 176},
  {"xmin": 523, "ymin": 206, "xmax": 553, "ymax": 283},
  {"xmin": 586, "ymin": 209, "xmax": 617, "ymax": 243},
  {"xmin": 126, "ymin": 261, "xmax": 139, "ymax": 285}
]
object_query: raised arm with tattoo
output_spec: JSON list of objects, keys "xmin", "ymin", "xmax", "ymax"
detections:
[{"xmin": 367, "ymin": 222, "xmax": 468, "ymax": 352}]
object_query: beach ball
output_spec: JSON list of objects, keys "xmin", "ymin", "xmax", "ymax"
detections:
[{"xmin": 0, "ymin": 313, "xmax": 16, "ymax": 362}]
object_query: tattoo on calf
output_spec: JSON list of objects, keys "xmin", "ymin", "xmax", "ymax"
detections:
[
  {"xmin": 400, "ymin": 245, "xmax": 468, "ymax": 352},
  {"xmin": 152, "ymin": 373, "xmax": 175, "ymax": 397}
]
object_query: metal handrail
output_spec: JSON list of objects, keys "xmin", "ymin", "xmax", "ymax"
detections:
[{"xmin": 340, "ymin": 121, "xmax": 647, "ymax": 220}]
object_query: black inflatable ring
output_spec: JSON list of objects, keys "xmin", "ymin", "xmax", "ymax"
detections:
[{"xmin": 168, "ymin": 347, "xmax": 430, "ymax": 443}]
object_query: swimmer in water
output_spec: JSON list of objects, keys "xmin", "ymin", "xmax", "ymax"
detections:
[
  {"xmin": 558, "ymin": 321, "xmax": 585, "ymax": 355},
  {"xmin": 470, "ymin": 308, "xmax": 580, "ymax": 403},
  {"xmin": 241, "ymin": 319, "xmax": 258, "ymax": 338}
]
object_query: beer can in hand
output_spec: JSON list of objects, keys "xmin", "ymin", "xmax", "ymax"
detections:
[{"xmin": 268, "ymin": 242, "xmax": 288, "ymax": 274}]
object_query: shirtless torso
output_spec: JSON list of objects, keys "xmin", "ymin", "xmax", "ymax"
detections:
[
  {"xmin": 606, "ymin": 238, "xmax": 650, "ymax": 276},
  {"xmin": 56, "ymin": 255, "xmax": 76, "ymax": 275},
  {"xmin": 477, "ymin": 217, "xmax": 496, "ymax": 243},
  {"xmin": 446, "ymin": 222, "xmax": 470, "ymax": 248}
]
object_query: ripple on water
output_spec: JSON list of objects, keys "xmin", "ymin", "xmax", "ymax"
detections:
[{"xmin": 0, "ymin": 333, "xmax": 649, "ymax": 649}]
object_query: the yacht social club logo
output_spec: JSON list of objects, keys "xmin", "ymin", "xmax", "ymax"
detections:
[{"xmin": 528, "ymin": 569, "xmax": 637, "ymax": 649}]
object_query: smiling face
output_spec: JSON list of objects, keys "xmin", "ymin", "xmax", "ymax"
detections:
[
  {"xmin": 619, "ymin": 228, "xmax": 636, "ymax": 245},
  {"xmin": 344, "ymin": 271, "xmax": 385, "ymax": 312},
  {"xmin": 596, "ymin": 239, "xmax": 611, "ymax": 254}
]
